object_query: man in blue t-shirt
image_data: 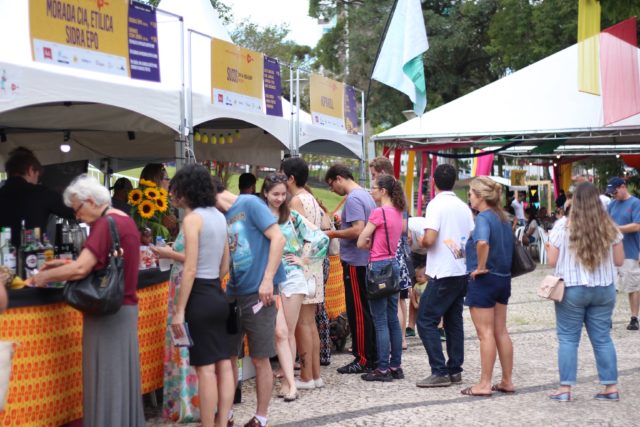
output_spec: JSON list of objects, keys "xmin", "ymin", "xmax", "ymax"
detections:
[
  {"xmin": 325, "ymin": 164, "xmax": 377, "ymax": 374},
  {"xmin": 214, "ymin": 178, "xmax": 286, "ymax": 427},
  {"xmin": 607, "ymin": 177, "xmax": 640, "ymax": 331}
]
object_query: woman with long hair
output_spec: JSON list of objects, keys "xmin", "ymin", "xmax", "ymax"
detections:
[
  {"xmin": 281, "ymin": 157, "xmax": 327, "ymax": 389},
  {"xmin": 260, "ymin": 173, "xmax": 328, "ymax": 400},
  {"xmin": 170, "ymin": 164, "xmax": 234, "ymax": 427},
  {"xmin": 462, "ymin": 176, "xmax": 515, "ymax": 397},
  {"xmin": 356, "ymin": 175, "xmax": 406, "ymax": 381},
  {"xmin": 547, "ymin": 182, "xmax": 623, "ymax": 402}
]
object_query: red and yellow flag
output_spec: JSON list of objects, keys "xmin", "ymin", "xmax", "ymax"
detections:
[{"xmin": 577, "ymin": 0, "xmax": 601, "ymax": 95}]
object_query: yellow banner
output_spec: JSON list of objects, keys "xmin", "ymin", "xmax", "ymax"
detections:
[
  {"xmin": 310, "ymin": 74, "xmax": 344, "ymax": 119},
  {"xmin": 30, "ymin": 0, "xmax": 128, "ymax": 58},
  {"xmin": 578, "ymin": 0, "xmax": 601, "ymax": 95},
  {"xmin": 211, "ymin": 38, "xmax": 264, "ymax": 106},
  {"xmin": 404, "ymin": 151, "xmax": 415, "ymax": 216}
]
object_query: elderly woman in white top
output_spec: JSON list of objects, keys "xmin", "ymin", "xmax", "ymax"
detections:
[{"xmin": 546, "ymin": 182, "xmax": 624, "ymax": 402}]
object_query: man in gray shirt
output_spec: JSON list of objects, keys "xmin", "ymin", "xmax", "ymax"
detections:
[{"xmin": 325, "ymin": 164, "xmax": 377, "ymax": 374}]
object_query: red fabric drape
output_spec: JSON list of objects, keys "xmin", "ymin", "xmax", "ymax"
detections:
[
  {"xmin": 417, "ymin": 152, "xmax": 427, "ymax": 216},
  {"xmin": 430, "ymin": 155, "xmax": 438, "ymax": 199},
  {"xmin": 601, "ymin": 17, "xmax": 640, "ymax": 125},
  {"xmin": 393, "ymin": 149, "xmax": 402, "ymax": 179}
]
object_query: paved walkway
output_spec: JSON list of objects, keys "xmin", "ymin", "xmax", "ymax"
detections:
[{"xmin": 147, "ymin": 266, "xmax": 640, "ymax": 426}]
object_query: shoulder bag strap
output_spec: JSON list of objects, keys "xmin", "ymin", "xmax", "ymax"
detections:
[
  {"xmin": 105, "ymin": 215, "xmax": 121, "ymax": 254},
  {"xmin": 381, "ymin": 208, "xmax": 391, "ymax": 256}
]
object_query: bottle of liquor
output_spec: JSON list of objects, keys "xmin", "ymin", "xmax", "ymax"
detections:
[
  {"xmin": 42, "ymin": 233, "xmax": 55, "ymax": 263},
  {"xmin": 22, "ymin": 229, "xmax": 39, "ymax": 278},
  {"xmin": 34, "ymin": 227, "xmax": 47, "ymax": 270},
  {"xmin": 17, "ymin": 220, "xmax": 26, "ymax": 278},
  {"xmin": 58, "ymin": 221, "xmax": 74, "ymax": 261},
  {"xmin": 1, "ymin": 228, "xmax": 16, "ymax": 276}
]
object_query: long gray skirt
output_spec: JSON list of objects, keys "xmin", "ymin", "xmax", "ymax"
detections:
[{"xmin": 83, "ymin": 305, "xmax": 145, "ymax": 427}]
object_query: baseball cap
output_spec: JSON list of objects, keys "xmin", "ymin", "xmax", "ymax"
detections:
[{"xmin": 606, "ymin": 177, "xmax": 625, "ymax": 194}]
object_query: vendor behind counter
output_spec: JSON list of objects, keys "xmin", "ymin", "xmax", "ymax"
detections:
[{"xmin": 0, "ymin": 147, "xmax": 74, "ymax": 247}]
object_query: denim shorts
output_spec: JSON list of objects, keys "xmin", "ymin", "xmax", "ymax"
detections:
[{"xmin": 464, "ymin": 273, "xmax": 511, "ymax": 308}]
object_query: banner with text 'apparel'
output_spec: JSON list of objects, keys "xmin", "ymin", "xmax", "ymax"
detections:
[
  {"xmin": 29, "ymin": 0, "xmax": 160, "ymax": 82},
  {"xmin": 310, "ymin": 74, "xmax": 345, "ymax": 132},
  {"xmin": 211, "ymin": 38, "xmax": 264, "ymax": 114}
]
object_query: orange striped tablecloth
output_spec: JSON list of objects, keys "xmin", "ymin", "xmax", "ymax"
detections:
[
  {"xmin": 0, "ymin": 281, "xmax": 169, "ymax": 426},
  {"xmin": 324, "ymin": 255, "xmax": 346, "ymax": 320}
]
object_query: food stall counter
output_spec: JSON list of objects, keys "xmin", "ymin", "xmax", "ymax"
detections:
[{"xmin": 0, "ymin": 268, "xmax": 170, "ymax": 426}]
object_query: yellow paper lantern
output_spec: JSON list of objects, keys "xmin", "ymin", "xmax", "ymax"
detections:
[
  {"xmin": 211, "ymin": 135, "xmax": 217, "ymax": 144},
  {"xmin": 235, "ymin": 129, "xmax": 240, "ymax": 139},
  {"xmin": 194, "ymin": 131, "xmax": 201, "ymax": 142},
  {"xmin": 202, "ymin": 134, "xmax": 209, "ymax": 144},
  {"xmin": 219, "ymin": 134, "xmax": 225, "ymax": 145},
  {"xmin": 227, "ymin": 132, "xmax": 233, "ymax": 144}
]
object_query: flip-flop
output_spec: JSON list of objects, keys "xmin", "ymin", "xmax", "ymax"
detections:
[
  {"xmin": 491, "ymin": 384, "xmax": 516, "ymax": 394},
  {"xmin": 460, "ymin": 387, "xmax": 492, "ymax": 397}
]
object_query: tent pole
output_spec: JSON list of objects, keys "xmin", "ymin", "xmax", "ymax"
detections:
[
  {"xmin": 179, "ymin": 16, "xmax": 189, "ymax": 167},
  {"xmin": 294, "ymin": 68, "xmax": 300, "ymax": 156},
  {"xmin": 289, "ymin": 64, "xmax": 294, "ymax": 156},
  {"xmin": 360, "ymin": 89, "xmax": 366, "ymax": 187}
]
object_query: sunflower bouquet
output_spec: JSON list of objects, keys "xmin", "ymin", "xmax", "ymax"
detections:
[{"xmin": 128, "ymin": 178, "xmax": 171, "ymax": 241}]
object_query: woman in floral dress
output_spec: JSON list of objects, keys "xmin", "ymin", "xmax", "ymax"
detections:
[{"xmin": 153, "ymin": 231, "xmax": 200, "ymax": 422}]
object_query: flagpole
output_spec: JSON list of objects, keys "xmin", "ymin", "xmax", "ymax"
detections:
[
  {"xmin": 362, "ymin": 0, "xmax": 400, "ymax": 187},
  {"xmin": 364, "ymin": 0, "xmax": 400, "ymax": 114}
]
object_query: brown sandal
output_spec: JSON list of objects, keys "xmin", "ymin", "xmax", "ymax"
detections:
[
  {"xmin": 491, "ymin": 384, "xmax": 516, "ymax": 394},
  {"xmin": 461, "ymin": 387, "xmax": 492, "ymax": 397}
]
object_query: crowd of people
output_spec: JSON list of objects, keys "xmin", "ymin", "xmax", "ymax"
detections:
[{"xmin": 3, "ymin": 144, "xmax": 639, "ymax": 426}]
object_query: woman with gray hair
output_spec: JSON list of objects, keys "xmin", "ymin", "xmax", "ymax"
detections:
[{"xmin": 31, "ymin": 174, "xmax": 145, "ymax": 427}]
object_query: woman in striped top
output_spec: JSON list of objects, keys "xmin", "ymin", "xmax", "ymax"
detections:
[{"xmin": 547, "ymin": 182, "xmax": 624, "ymax": 402}]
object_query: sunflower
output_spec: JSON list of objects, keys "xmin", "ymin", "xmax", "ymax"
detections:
[
  {"xmin": 158, "ymin": 188, "xmax": 168, "ymax": 199},
  {"xmin": 144, "ymin": 187, "xmax": 160, "ymax": 200},
  {"xmin": 138, "ymin": 200, "xmax": 156, "ymax": 219},
  {"xmin": 155, "ymin": 196, "xmax": 168, "ymax": 213},
  {"xmin": 139, "ymin": 178, "xmax": 156, "ymax": 188},
  {"xmin": 128, "ymin": 189, "xmax": 143, "ymax": 206}
]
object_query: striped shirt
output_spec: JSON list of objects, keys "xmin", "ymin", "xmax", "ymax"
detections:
[{"xmin": 549, "ymin": 222, "xmax": 622, "ymax": 287}]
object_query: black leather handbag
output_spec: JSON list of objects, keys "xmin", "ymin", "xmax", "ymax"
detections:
[
  {"xmin": 511, "ymin": 240, "xmax": 536, "ymax": 278},
  {"xmin": 64, "ymin": 215, "xmax": 125, "ymax": 315},
  {"xmin": 366, "ymin": 209, "xmax": 400, "ymax": 300}
]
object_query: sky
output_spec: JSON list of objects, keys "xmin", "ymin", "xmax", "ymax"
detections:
[{"xmin": 224, "ymin": 0, "xmax": 324, "ymax": 47}]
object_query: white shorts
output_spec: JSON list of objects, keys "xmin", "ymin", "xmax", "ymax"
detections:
[
  {"xmin": 279, "ymin": 268, "xmax": 309, "ymax": 297},
  {"xmin": 617, "ymin": 259, "xmax": 640, "ymax": 293}
]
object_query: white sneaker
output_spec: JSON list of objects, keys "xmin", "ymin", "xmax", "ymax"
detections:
[
  {"xmin": 314, "ymin": 378, "xmax": 324, "ymax": 388},
  {"xmin": 295, "ymin": 379, "xmax": 316, "ymax": 390}
]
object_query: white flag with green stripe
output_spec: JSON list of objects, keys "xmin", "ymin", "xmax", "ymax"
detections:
[{"xmin": 372, "ymin": 0, "xmax": 429, "ymax": 116}]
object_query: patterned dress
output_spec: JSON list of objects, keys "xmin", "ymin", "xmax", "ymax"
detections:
[
  {"xmin": 161, "ymin": 232, "xmax": 200, "ymax": 423},
  {"xmin": 297, "ymin": 193, "xmax": 332, "ymax": 363}
]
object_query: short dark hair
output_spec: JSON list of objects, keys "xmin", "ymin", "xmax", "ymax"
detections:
[
  {"xmin": 369, "ymin": 156, "xmax": 393, "ymax": 175},
  {"xmin": 281, "ymin": 157, "xmax": 309, "ymax": 187},
  {"xmin": 433, "ymin": 164, "xmax": 456, "ymax": 191},
  {"xmin": 325, "ymin": 163, "xmax": 353, "ymax": 183},
  {"xmin": 169, "ymin": 164, "xmax": 216, "ymax": 209},
  {"xmin": 238, "ymin": 173, "xmax": 257, "ymax": 191},
  {"xmin": 211, "ymin": 175, "xmax": 226, "ymax": 194},
  {"xmin": 5, "ymin": 147, "xmax": 42, "ymax": 177},
  {"xmin": 110, "ymin": 177, "xmax": 132, "ymax": 192}
]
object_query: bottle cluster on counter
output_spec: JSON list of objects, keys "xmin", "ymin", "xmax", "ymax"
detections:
[{"xmin": 0, "ymin": 219, "xmax": 82, "ymax": 282}]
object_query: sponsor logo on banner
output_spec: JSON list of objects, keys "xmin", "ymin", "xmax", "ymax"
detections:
[
  {"xmin": 29, "ymin": 0, "xmax": 160, "ymax": 82},
  {"xmin": 310, "ymin": 74, "xmax": 345, "ymax": 131},
  {"xmin": 211, "ymin": 38, "xmax": 264, "ymax": 113},
  {"xmin": 0, "ymin": 66, "xmax": 22, "ymax": 102}
]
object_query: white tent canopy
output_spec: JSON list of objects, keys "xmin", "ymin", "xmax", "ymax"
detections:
[
  {"xmin": 0, "ymin": 1, "xmax": 185, "ymax": 171},
  {"xmin": 160, "ymin": 0, "xmax": 363, "ymax": 167},
  {"xmin": 374, "ymin": 41, "xmax": 640, "ymax": 154}
]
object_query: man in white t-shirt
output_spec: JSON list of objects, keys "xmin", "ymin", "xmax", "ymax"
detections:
[
  {"xmin": 416, "ymin": 164, "xmax": 474, "ymax": 388},
  {"xmin": 511, "ymin": 192, "xmax": 526, "ymax": 226}
]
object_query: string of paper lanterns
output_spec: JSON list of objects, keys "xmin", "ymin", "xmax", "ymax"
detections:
[{"xmin": 193, "ymin": 129, "xmax": 241, "ymax": 145}]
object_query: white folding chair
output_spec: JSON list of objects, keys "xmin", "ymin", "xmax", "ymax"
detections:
[{"xmin": 537, "ymin": 226, "xmax": 549, "ymax": 264}]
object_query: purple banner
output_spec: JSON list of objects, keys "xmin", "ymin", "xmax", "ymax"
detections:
[
  {"xmin": 344, "ymin": 84, "xmax": 359, "ymax": 134},
  {"xmin": 128, "ymin": 2, "xmax": 161, "ymax": 82},
  {"xmin": 264, "ymin": 56, "xmax": 283, "ymax": 117}
]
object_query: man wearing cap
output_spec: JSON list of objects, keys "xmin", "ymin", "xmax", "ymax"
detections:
[
  {"xmin": 110, "ymin": 177, "xmax": 133, "ymax": 215},
  {"xmin": 607, "ymin": 177, "xmax": 640, "ymax": 331}
]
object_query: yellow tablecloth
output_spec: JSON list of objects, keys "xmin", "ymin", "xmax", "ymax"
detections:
[
  {"xmin": 325, "ymin": 255, "xmax": 346, "ymax": 320},
  {"xmin": 0, "ymin": 281, "xmax": 169, "ymax": 426}
]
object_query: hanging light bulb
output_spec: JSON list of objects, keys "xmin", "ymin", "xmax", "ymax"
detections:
[
  {"xmin": 194, "ymin": 131, "xmax": 201, "ymax": 142},
  {"xmin": 219, "ymin": 134, "xmax": 225, "ymax": 145},
  {"xmin": 202, "ymin": 133, "xmax": 209, "ymax": 144},
  {"xmin": 616, "ymin": 154, "xmax": 621, "ymax": 158},
  {"xmin": 211, "ymin": 135, "xmax": 217, "ymax": 144},
  {"xmin": 556, "ymin": 154, "xmax": 560, "ymax": 159},
  {"xmin": 227, "ymin": 132, "xmax": 233, "ymax": 144},
  {"xmin": 553, "ymin": 163, "xmax": 558, "ymax": 167}
]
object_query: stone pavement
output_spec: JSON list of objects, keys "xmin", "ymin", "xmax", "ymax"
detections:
[{"xmin": 146, "ymin": 266, "xmax": 640, "ymax": 426}]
